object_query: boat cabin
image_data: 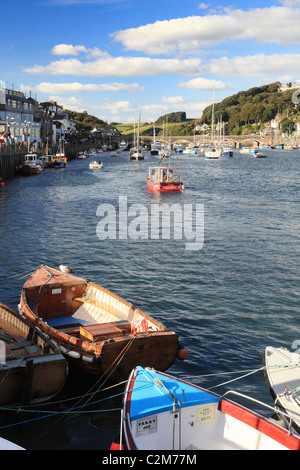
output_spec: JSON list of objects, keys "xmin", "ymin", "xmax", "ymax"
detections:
[{"xmin": 148, "ymin": 167, "xmax": 181, "ymax": 184}]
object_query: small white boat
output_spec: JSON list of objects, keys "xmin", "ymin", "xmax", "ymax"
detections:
[
  {"xmin": 130, "ymin": 148, "xmax": 144, "ymax": 160},
  {"xmin": 110, "ymin": 151, "xmax": 117, "ymax": 157},
  {"xmin": 119, "ymin": 140, "xmax": 127, "ymax": 151},
  {"xmin": 116, "ymin": 367, "xmax": 300, "ymax": 450},
  {"xmin": 255, "ymin": 153, "xmax": 268, "ymax": 158},
  {"xmin": 77, "ymin": 152, "xmax": 88, "ymax": 159},
  {"xmin": 205, "ymin": 147, "xmax": 222, "ymax": 159},
  {"xmin": 89, "ymin": 160, "xmax": 103, "ymax": 169},
  {"xmin": 0, "ymin": 436, "xmax": 24, "ymax": 450},
  {"xmin": 265, "ymin": 346, "xmax": 300, "ymax": 434}
]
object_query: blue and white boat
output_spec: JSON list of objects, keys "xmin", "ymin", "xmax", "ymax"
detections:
[
  {"xmin": 222, "ymin": 147, "xmax": 233, "ymax": 157},
  {"xmin": 115, "ymin": 367, "xmax": 300, "ymax": 450}
]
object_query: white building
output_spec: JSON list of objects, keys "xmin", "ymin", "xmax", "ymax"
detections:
[{"xmin": 0, "ymin": 83, "xmax": 41, "ymax": 145}]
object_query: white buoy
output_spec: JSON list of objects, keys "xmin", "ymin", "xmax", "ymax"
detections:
[{"xmin": 59, "ymin": 265, "xmax": 74, "ymax": 273}]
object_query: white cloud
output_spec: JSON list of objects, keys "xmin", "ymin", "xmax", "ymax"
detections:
[
  {"xmin": 24, "ymin": 56, "xmax": 203, "ymax": 77},
  {"xmin": 47, "ymin": 95, "xmax": 84, "ymax": 110},
  {"xmin": 207, "ymin": 54, "xmax": 300, "ymax": 77},
  {"xmin": 33, "ymin": 81, "xmax": 144, "ymax": 93},
  {"xmin": 52, "ymin": 44, "xmax": 88, "ymax": 56},
  {"xmin": 112, "ymin": 6, "xmax": 300, "ymax": 55},
  {"xmin": 52, "ymin": 44, "xmax": 109, "ymax": 58},
  {"xmin": 198, "ymin": 3, "xmax": 210, "ymax": 9},
  {"xmin": 161, "ymin": 96, "xmax": 185, "ymax": 104},
  {"xmin": 178, "ymin": 77, "xmax": 234, "ymax": 90}
]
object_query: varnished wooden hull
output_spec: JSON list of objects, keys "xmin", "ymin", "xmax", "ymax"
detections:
[
  {"xmin": 64, "ymin": 331, "xmax": 179, "ymax": 380},
  {"xmin": 0, "ymin": 303, "xmax": 67, "ymax": 405},
  {"xmin": 19, "ymin": 265, "xmax": 183, "ymax": 381}
]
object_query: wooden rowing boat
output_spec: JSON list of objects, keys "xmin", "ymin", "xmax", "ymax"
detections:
[
  {"xmin": 114, "ymin": 367, "xmax": 300, "ymax": 450},
  {"xmin": 19, "ymin": 265, "xmax": 186, "ymax": 381},
  {"xmin": 0, "ymin": 302, "xmax": 67, "ymax": 406}
]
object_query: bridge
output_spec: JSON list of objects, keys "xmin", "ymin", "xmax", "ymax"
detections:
[{"xmin": 111, "ymin": 134, "xmax": 285, "ymax": 148}]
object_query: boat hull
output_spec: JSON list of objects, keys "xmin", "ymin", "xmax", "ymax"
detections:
[
  {"xmin": 0, "ymin": 303, "xmax": 67, "ymax": 405},
  {"xmin": 146, "ymin": 178, "xmax": 182, "ymax": 192},
  {"xmin": 120, "ymin": 367, "xmax": 300, "ymax": 451},
  {"xmin": 264, "ymin": 346, "xmax": 300, "ymax": 433},
  {"xmin": 20, "ymin": 165, "xmax": 42, "ymax": 175},
  {"xmin": 19, "ymin": 265, "xmax": 181, "ymax": 381}
]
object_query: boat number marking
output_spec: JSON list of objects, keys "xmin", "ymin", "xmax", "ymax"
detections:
[
  {"xmin": 136, "ymin": 416, "xmax": 158, "ymax": 434},
  {"xmin": 196, "ymin": 403, "xmax": 217, "ymax": 423}
]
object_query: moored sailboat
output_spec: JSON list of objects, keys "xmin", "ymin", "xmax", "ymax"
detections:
[{"xmin": 205, "ymin": 88, "xmax": 221, "ymax": 160}]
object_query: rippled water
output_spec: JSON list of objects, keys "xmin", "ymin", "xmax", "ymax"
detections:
[{"xmin": 0, "ymin": 149, "xmax": 299, "ymax": 449}]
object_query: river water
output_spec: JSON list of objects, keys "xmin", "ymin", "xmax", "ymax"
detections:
[{"xmin": 0, "ymin": 148, "xmax": 299, "ymax": 449}]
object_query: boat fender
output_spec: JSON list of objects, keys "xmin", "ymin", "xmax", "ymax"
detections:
[
  {"xmin": 82, "ymin": 354, "xmax": 98, "ymax": 363},
  {"xmin": 67, "ymin": 350, "xmax": 81, "ymax": 359},
  {"xmin": 59, "ymin": 345, "xmax": 69, "ymax": 354},
  {"xmin": 177, "ymin": 342, "xmax": 188, "ymax": 361}
]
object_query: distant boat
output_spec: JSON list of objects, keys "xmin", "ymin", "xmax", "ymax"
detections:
[
  {"xmin": 240, "ymin": 147, "xmax": 250, "ymax": 154},
  {"xmin": 49, "ymin": 156, "xmax": 67, "ymax": 168},
  {"xmin": 222, "ymin": 148, "xmax": 233, "ymax": 157},
  {"xmin": 19, "ymin": 265, "xmax": 185, "ymax": 380},
  {"xmin": 77, "ymin": 152, "xmax": 88, "ymax": 159},
  {"xmin": 39, "ymin": 155, "xmax": 52, "ymax": 167},
  {"xmin": 205, "ymin": 147, "xmax": 222, "ymax": 159},
  {"xmin": 110, "ymin": 150, "xmax": 118, "ymax": 157},
  {"xmin": 150, "ymin": 124, "xmax": 161, "ymax": 155},
  {"xmin": 114, "ymin": 366, "xmax": 300, "ymax": 450},
  {"xmin": 130, "ymin": 112, "xmax": 144, "ymax": 160},
  {"xmin": 19, "ymin": 153, "xmax": 44, "ymax": 175},
  {"xmin": 119, "ymin": 140, "xmax": 127, "ymax": 151},
  {"xmin": 89, "ymin": 160, "xmax": 103, "ymax": 169},
  {"xmin": 204, "ymin": 88, "xmax": 221, "ymax": 160},
  {"xmin": 146, "ymin": 166, "xmax": 183, "ymax": 192},
  {"xmin": 255, "ymin": 152, "xmax": 268, "ymax": 158},
  {"xmin": 0, "ymin": 302, "xmax": 67, "ymax": 406},
  {"xmin": 151, "ymin": 141, "xmax": 161, "ymax": 156},
  {"xmin": 264, "ymin": 346, "xmax": 300, "ymax": 434}
]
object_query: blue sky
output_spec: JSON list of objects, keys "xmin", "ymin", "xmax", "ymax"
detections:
[{"xmin": 1, "ymin": 0, "xmax": 300, "ymax": 123}]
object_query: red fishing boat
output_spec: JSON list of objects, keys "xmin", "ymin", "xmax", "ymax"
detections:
[{"xmin": 146, "ymin": 167, "xmax": 183, "ymax": 192}]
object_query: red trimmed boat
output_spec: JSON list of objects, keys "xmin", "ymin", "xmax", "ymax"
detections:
[
  {"xmin": 115, "ymin": 367, "xmax": 300, "ymax": 451},
  {"xmin": 146, "ymin": 167, "xmax": 183, "ymax": 192},
  {"xmin": 19, "ymin": 265, "xmax": 186, "ymax": 380}
]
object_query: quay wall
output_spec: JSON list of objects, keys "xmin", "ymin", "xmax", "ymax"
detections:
[{"xmin": 0, "ymin": 141, "xmax": 101, "ymax": 180}]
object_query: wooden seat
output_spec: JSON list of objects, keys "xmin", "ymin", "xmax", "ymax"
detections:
[{"xmin": 79, "ymin": 321, "xmax": 131, "ymax": 342}]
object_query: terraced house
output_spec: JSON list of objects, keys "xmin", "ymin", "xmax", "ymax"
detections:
[{"xmin": 0, "ymin": 83, "xmax": 41, "ymax": 146}]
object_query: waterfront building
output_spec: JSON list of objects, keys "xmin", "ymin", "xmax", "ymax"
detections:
[{"xmin": 0, "ymin": 83, "xmax": 41, "ymax": 146}]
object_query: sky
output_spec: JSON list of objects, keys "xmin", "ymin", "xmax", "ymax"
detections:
[{"xmin": 1, "ymin": 0, "xmax": 300, "ymax": 124}]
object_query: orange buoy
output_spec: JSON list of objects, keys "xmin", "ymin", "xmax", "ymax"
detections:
[{"xmin": 177, "ymin": 343, "xmax": 188, "ymax": 361}]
